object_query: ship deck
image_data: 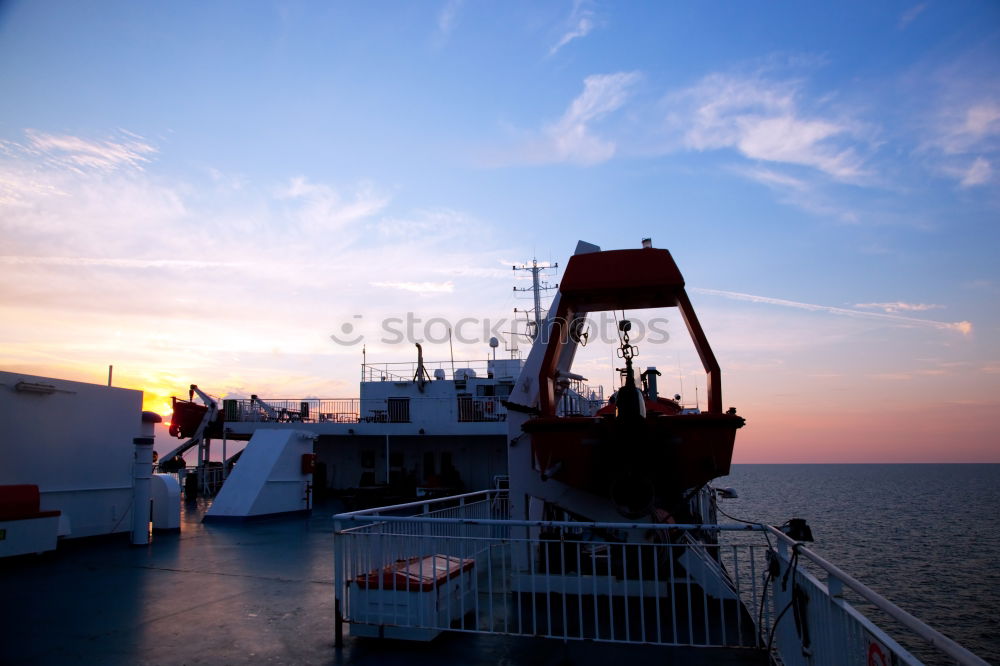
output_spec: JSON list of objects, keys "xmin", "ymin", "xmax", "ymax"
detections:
[{"xmin": 1, "ymin": 500, "xmax": 767, "ymax": 665}]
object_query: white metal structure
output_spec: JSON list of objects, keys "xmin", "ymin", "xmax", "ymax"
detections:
[
  {"xmin": 332, "ymin": 491, "xmax": 989, "ymax": 664},
  {"xmin": 204, "ymin": 429, "xmax": 316, "ymax": 521},
  {"xmin": 150, "ymin": 474, "xmax": 181, "ymax": 531},
  {"xmin": 0, "ymin": 371, "xmax": 149, "ymax": 539}
]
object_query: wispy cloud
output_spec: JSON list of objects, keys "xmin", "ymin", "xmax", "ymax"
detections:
[
  {"xmin": 0, "ymin": 128, "xmax": 498, "ymax": 327},
  {"xmin": 492, "ymin": 71, "xmax": 640, "ymax": 166},
  {"xmin": 669, "ymin": 72, "xmax": 866, "ymax": 181},
  {"xmin": 537, "ymin": 71, "xmax": 640, "ymax": 165},
  {"xmin": 371, "ymin": 280, "xmax": 455, "ymax": 294},
  {"xmin": 549, "ymin": 0, "xmax": 596, "ymax": 56},
  {"xmin": 21, "ymin": 129, "xmax": 157, "ymax": 173},
  {"xmin": 0, "ymin": 256, "xmax": 245, "ymax": 270},
  {"xmin": 913, "ymin": 55, "xmax": 1000, "ymax": 188},
  {"xmin": 960, "ymin": 156, "xmax": 992, "ymax": 187},
  {"xmin": 277, "ymin": 176, "xmax": 389, "ymax": 234},
  {"xmin": 736, "ymin": 166, "xmax": 809, "ymax": 192},
  {"xmin": 693, "ymin": 287, "xmax": 972, "ymax": 334},
  {"xmin": 374, "ymin": 208, "xmax": 482, "ymax": 242},
  {"xmin": 898, "ymin": 2, "xmax": 928, "ymax": 30},
  {"xmin": 854, "ymin": 301, "xmax": 943, "ymax": 313},
  {"xmin": 734, "ymin": 165, "xmax": 860, "ymax": 222},
  {"xmin": 931, "ymin": 101, "xmax": 1000, "ymax": 156},
  {"xmin": 437, "ymin": 0, "xmax": 463, "ymax": 37}
]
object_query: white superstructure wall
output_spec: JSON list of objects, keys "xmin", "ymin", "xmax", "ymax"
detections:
[{"xmin": 0, "ymin": 371, "xmax": 144, "ymax": 538}]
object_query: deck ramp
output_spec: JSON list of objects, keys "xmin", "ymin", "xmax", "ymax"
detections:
[{"xmin": 204, "ymin": 429, "xmax": 315, "ymax": 521}]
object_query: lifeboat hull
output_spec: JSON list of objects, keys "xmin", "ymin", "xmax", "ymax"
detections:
[{"xmin": 525, "ymin": 413, "xmax": 744, "ymax": 508}]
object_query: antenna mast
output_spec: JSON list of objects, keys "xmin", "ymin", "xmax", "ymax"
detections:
[{"xmin": 513, "ymin": 258, "xmax": 559, "ymax": 340}]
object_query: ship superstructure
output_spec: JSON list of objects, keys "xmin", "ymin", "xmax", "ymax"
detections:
[{"xmin": 163, "ymin": 273, "xmax": 604, "ymax": 504}]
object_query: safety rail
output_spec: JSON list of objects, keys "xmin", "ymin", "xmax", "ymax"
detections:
[
  {"xmin": 332, "ymin": 492, "xmax": 990, "ymax": 664},
  {"xmin": 334, "ymin": 490, "xmax": 770, "ymax": 649},
  {"xmin": 222, "ymin": 396, "xmax": 510, "ymax": 424},
  {"xmin": 223, "ymin": 397, "xmax": 360, "ymax": 423},
  {"xmin": 158, "ymin": 465, "xmax": 226, "ymax": 497},
  {"xmin": 221, "ymin": 395, "xmax": 609, "ymax": 425},
  {"xmin": 362, "ymin": 360, "xmax": 498, "ymax": 383},
  {"xmin": 563, "ymin": 378, "xmax": 605, "ymax": 415},
  {"xmin": 765, "ymin": 526, "xmax": 989, "ymax": 666}
]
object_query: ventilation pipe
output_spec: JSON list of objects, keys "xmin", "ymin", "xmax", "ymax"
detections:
[{"xmin": 131, "ymin": 411, "xmax": 162, "ymax": 545}]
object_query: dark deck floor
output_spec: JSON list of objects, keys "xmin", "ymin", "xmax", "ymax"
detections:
[{"xmin": 1, "ymin": 500, "xmax": 767, "ymax": 665}]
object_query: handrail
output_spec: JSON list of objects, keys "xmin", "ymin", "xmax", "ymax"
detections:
[
  {"xmin": 333, "ymin": 489, "xmax": 498, "ymax": 520},
  {"xmin": 333, "ymin": 492, "xmax": 988, "ymax": 664},
  {"xmin": 335, "ymin": 514, "xmax": 763, "ymax": 533},
  {"xmin": 766, "ymin": 525, "xmax": 989, "ymax": 666},
  {"xmin": 332, "ymin": 489, "xmax": 764, "ymax": 532}
]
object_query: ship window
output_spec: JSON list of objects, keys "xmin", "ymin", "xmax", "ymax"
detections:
[
  {"xmin": 389, "ymin": 451, "xmax": 404, "ymax": 468},
  {"xmin": 476, "ymin": 385, "xmax": 496, "ymax": 397},
  {"xmin": 387, "ymin": 397, "xmax": 410, "ymax": 423},
  {"xmin": 360, "ymin": 450, "xmax": 375, "ymax": 469},
  {"xmin": 423, "ymin": 452, "xmax": 435, "ymax": 479}
]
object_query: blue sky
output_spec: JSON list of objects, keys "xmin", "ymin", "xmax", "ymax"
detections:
[{"xmin": 1, "ymin": 1, "xmax": 998, "ymax": 461}]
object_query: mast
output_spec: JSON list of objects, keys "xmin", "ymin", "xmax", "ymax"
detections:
[{"xmin": 512, "ymin": 258, "xmax": 558, "ymax": 340}]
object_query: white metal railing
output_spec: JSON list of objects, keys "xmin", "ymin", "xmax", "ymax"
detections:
[
  {"xmin": 222, "ymin": 396, "xmax": 510, "ymax": 424},
  {"xmin": 222, "ymin": 394, "xmax": 609, "ymax": 425},
  {"xmin": 333, "ymin": 491, "xmax": 768, "ymax": 649},
  {"xmin": 362, "ymin": 360, "xmax": 497, "ymax": 383},
  {"xmin": 765, "ymin": 527, "xmax": 989, "ymax": 666},
  {"xmin": 223, "ymin": 398, "xmax": 361, "ymax": 423},
  {"xmin": 332, "ymin": 492, "xmax": 990, "ymax": 664},
  {"xmin": 562, "ymin": 378, "xmax": 605, "ymax": 416}
]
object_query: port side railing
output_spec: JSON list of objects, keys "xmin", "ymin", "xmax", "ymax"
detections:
[{"xmin": 332, "ymin": 492, "xmax": 990, "ymax": 665}]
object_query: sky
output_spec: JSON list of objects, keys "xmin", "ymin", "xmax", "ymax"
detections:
[{"xmin": 1, "ymin": 1, "xmax": 998, "ymax": 463}]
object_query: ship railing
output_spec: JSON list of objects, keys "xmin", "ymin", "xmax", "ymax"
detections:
[
  {"xmin": 333, "ymin": 490, "xmax": 770, "ymax": 650},
  {"xmin": 764, "ymin": 525, "xmax": 989, "ymax": 666},
  {"xmin": 222, "ymin": 396, "xmax": 510, "ymax": 424},
  {"xmin": 557, "ymin": 380, "xmax": 606, "ymax": 416},
  {"xmin": 362, "ymin": 359, "xmax": 497, "ymax": 383},
  {"xmin": 163, "ymin": 464, "xmax": 224, "ymax": 497},
  {"xmin": 222, "ymin": 398, "xmax": 361, "ymax": 423},
  {"xmin": 332, "ymin": 493, "xmax": 989, "ymax": 664}
]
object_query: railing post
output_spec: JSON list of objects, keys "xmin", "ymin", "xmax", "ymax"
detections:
[
  {"xmin": 827, "ymin": 572, "xmax": 843, "ymax": 598},
  {"xmin": 333, "ymin": 519, "xmax": 345, "ymax": 648}
]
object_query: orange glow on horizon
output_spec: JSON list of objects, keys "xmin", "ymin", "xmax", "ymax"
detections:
[{"xmin": 733, "ymin": 402, "xmax": 999, "ymax": 464}]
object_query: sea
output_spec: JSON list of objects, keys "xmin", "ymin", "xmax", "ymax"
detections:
[{"xmin": 722, "ymin": 463, "xmax": 1000, "ymax": 665}]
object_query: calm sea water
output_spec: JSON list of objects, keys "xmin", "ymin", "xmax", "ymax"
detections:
[{"xmin": 722, "ymin": 464, "xmax": 1000, "ymax": 664}]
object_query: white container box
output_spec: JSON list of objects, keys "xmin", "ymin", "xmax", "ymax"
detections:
[{"xmin": 349, "ymin": 554, "xmax": 476, "ymax": 641}]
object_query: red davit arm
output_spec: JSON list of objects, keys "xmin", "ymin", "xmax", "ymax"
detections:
[{"xmin": 538, "ymin": 248, "xmax": 722, "ymax": 416}]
